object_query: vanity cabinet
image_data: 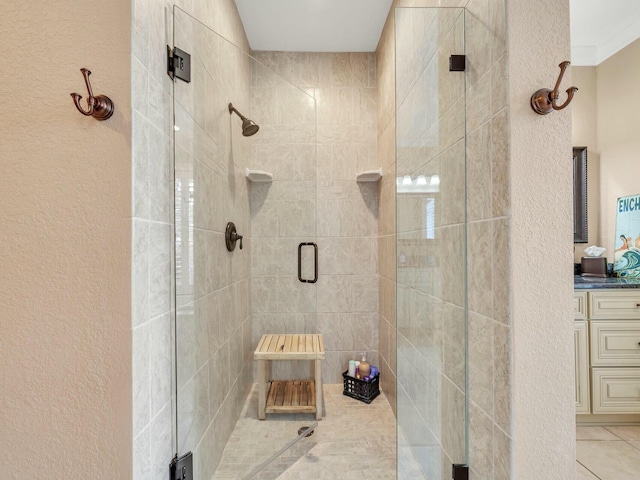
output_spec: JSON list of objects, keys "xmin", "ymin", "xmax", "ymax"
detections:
[{"xmin": 574, "ymin": 289, "xmax": 640, "ymax": 415}]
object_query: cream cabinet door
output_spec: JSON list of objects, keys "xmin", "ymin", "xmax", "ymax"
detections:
[
  {"xmin": 575, "ymin": 320, "xmax": 590, "ymax": 414},
  {"xmin": 592, "ymin": 367, "xmax": 640, "ymax": 414}
]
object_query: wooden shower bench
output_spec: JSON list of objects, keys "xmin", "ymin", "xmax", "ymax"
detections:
[{"xmin": 254, "ymin": 334, "xmax": 324, "ymax": 420}]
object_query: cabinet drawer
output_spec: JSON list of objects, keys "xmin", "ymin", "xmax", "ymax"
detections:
[
  {"xmin": 589, "ymin": 291, "xmax": 640, "ymax": 319},
  {"xmin": 573, "ymin": 292, "xmax": 587, "ymax": 320},
  {"xmin": 590, "ymin": 321, "xmax": 640, "ymax": 366},
  {"xmin": 592, "ymin": 367, "xmax": 640, "ymax": 414}
]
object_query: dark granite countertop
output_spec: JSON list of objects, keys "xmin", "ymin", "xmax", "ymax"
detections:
[{"xmin": 574, "ymin": 275, "xmax": 640, "ymax": 289}]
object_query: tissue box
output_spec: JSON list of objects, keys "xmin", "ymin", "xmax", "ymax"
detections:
[{"xmin": 581, "ymin": 257, "xmax": 608, "ymax": 277}]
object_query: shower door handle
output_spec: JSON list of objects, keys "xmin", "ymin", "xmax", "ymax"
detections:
[{"xmin": 298, "ymin": 242, "xmax": 318, "ymax": 284}]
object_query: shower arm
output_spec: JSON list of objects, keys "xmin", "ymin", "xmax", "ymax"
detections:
[{"xmin": 228, "ymin": 103, "xmax": 246, "ymax": 121}]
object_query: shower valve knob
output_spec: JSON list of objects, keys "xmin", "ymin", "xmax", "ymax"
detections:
[
  {"xmin": 225, "ymin": 222, "xmax": 243, "ymax": 251},
  {"xmin": 234, "ymin": 233, "xmax": 243, "ymax": 250}
]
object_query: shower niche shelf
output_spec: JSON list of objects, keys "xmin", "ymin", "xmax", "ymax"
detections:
[
  {"xmin": 356, "ymin": 168, "xmax": 382, "ymax": 183},
  {"xmin": 245, "ymin": 168, "xmax": 273, "ymax": 183}
]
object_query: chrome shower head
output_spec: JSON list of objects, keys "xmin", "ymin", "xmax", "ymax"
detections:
[{"xmin": 228, "ymin": 103, "xmax": 260, "ymax": 137}]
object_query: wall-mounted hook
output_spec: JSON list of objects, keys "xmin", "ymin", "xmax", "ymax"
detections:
[
  {"xmin": 530, "ymin": 61, "xmax": 578, "ymax": 115},
  {"xmin": 70, "ymin": 68, "xmax": 114, "ymax": 121}
]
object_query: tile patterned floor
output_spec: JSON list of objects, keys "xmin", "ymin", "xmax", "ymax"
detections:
[
  {"xmin": 576, "ymin": 426, "xmax": 640, "ymax": 479},
  {"xmin": 213, "ymin": 384, "xmax": 398, "ymax": 480},
  {"xmin": 214, "ymin": 389, "xmax": 640, "ymax": 479}
]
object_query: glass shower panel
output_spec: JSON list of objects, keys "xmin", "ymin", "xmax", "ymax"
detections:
[
  {"xmin": 172, "ymin": 7, "xmax": 317, "ymax": 479},
  {"xmin": 395, "ymin": 8, "xmax": 468, "ymax": 479},
  {"xmin": 173, "ymin": 8, "xmax": 254, "ymax": 473}
]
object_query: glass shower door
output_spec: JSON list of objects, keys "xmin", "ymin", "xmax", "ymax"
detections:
[
  {"xmin": 171, "ymin": 7, "xmax": 318, "ymax": 479},
  {"xmin": 395, "ymin": 7, "xmax": 468, "ymax": 479}
]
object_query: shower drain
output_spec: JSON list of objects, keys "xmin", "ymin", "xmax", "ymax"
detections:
[{"xmin": 297, "ymin": 426, "xmax": 314, "ymax": 437}]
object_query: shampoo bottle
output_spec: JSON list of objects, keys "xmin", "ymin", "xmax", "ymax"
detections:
[{"xmin": 359, "ymin": 352, "xmax": 370, "ymax": 378}]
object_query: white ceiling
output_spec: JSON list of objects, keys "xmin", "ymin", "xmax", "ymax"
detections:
[
  {"xmin": 234, "ymin": 0, "xmax": 640, "ymax": 63},
  {"xmin": 233, "ymin": 0, "xmax": 393, "ymax": 52},
  {"xmin": 570, "ymin": 0, "xmax": 640, "ymax": 65}
]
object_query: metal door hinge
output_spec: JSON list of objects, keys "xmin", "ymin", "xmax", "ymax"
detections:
[
  {"xmin": 169, "ymin": 452, "xmax": 193, "ymax": 480},
  {"xmin": 452, "ymin": 464, "xmax": 469, "ymax": 480},
  {"xmin": 167, "ymin": 46, "xmax": 191, "ymax": 83}
]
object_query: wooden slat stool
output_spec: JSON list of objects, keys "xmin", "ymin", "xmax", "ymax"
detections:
[{"xmin": 254, "ymin": 334, "xmax": 325, "ymax": 420}]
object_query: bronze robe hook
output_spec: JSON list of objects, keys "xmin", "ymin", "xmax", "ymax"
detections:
[
  {"xmin": 71, "ymin": 68, "xmax": 114, "ymax": 121},
  {"xmin": 531, "ymin": 61, "xmax": 578, "ymax": 115}
]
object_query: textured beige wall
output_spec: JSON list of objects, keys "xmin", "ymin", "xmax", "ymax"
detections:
[
  {"xmin": 507, "ymin": 0, "xmax": 576, "ymax": 478},
  {"xmin": 596, "ymin": 39, "xmax": 640, "ymax": 257},
  {"xmin": 571, "ymin": 67, "xmax": 600, "ymax": 262},
  {"xmin": 0, "ymin": 1, "xmax": 132, "ymax": 478}
]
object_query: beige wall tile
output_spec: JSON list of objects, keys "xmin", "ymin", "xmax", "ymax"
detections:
[
  {"xmin": 276, "ymin": 276, "xmax": 316, "ymax": 313},
  {"xmin": 354, "ymin": 185, "xmax": 379, "ymax": 236},
  {"xmin": 440, "ymin": 139, "xmax": 466, "ymax": 227},
  {"xmin": 316, "ymin": 87, "xmax": 354, "ymax": 125},
  {"xmin": 466, "ymin": 69, "xmax": 492, "ymax": 133},
  {"xmin": 441, "ymin": 377, "xmax": 466, "ymax": 463},
  {"xmin": 491, "ymin": 108, "xmax": 509, "ymax": 218},
  {"xmin": 379, "ymin": 314, "xmax": 390, "ymax": 363},
  {"xmin": 494, "ymin": 424, "xmax": 511, "ymax": 480},
  {"xmin": 379, "ymin": 172, "xmax": 397, "ymax": 236},
  {"xmin": 439, "ymin": 224, "xmax": 465, "ymax": 307},
  {"xmin": 277, "ymin": 200, "xmax": 316, "ymax": 237},
  {"xmin": 352, "ymin": 275, "xmax": 379, "ymax": 312},
  {"xmin": 465, "ymin": 0, "xmax": 491, "ymax": 88},
  {"xmin": 443, "ymin": 303, "xmax": 465, "ymax": 391},
  {"xmin": 467, "ymin": 220, "xmax": 493, "ymax": 317},
  {"xmin": 469, "ymin": 401, "xmax": 495, "ymax": 479},
  {"xmin": 277, "ymin": 87, "xmax": 315, "ymax": 125},
  {"xmin": 251, "ymin": 276, "xmax": 278, "ymax": 313},
  {"xmin": 317, "ymin": 199, "xmax": 355, "ymax": 237},
  {"xmin": 250, "ymin": 86, "xmax": 278, "ymax": 125},
  {"xmin": 492, "ymin": 217, "xmax": 510, "ymax": 326},
  {"xmin": 412, "ymin": 290, "xmax": 444, "ymax": 368},
  {"xmin": 469, "ymin": 312, "xmax": 494, "ymax": 415},
  {"xmin": 467, "ymin": 122, "xmax": 492, "ymax": 222},
  {"xmin": 494, "ymin": 321, "xmax": 511, "ymax": 434},
  {"xmin": 250, "ymin": 199, "xmax": 278, "ymax": 238},
  {"xmin": 317, "ymin": 312, "xmax": 377, "ymax": 353},
  {"xmin": 317, "ymin": 275, "xmax": 352, "ymax": 313}
]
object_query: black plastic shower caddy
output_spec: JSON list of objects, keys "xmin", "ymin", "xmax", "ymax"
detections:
[{"xmin": 342, "ymin": 371, "xmax": 380, "ymax": 404}]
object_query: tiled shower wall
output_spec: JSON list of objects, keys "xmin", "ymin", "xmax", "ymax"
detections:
[
  {"xmin": 376, "ymin": 0, "xmax": 512, "ymax": 479},
  {"xmin": 131, "ymin": 0, "xmax": 252, "ymax": 479},
  {"xmin": 250, "ymin": 52, "xmax": 380, "ymax": 384}
]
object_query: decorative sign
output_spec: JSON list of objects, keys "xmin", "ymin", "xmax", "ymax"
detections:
[{"xmin": 614, "ymin": 194, "xmax": 640, "ymax": 277}]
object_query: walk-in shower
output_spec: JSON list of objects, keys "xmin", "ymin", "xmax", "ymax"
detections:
[{"xmin": 169, "ymin": 4, "xmax": 471, "ymax": 480}]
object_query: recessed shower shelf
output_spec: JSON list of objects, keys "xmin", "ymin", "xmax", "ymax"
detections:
[
  {"xmin": 356, "ymin": 168, "xmax": 383, "ymax": 183},
  {"xmin": 245, "ymin": 168, "xmax": 273, "ymax": 183}
]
